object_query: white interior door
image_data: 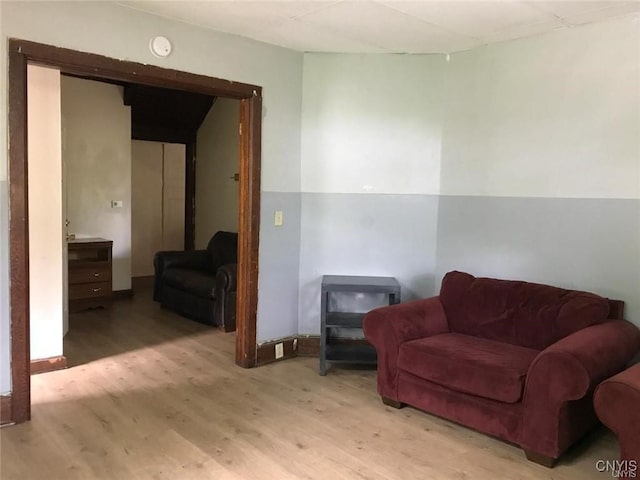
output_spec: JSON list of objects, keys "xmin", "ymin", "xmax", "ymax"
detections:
[
  {"xmin": 162, "ymin": 143, "xmax": 186, "ymax": 251},
  {"xmin": 131, "ymin": 140, "xmax": 164, "ymax": 277}
]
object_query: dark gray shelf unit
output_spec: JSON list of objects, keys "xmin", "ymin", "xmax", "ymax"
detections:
[{"xmin": 320, "ymin": 275, "xmax": 401, "ymax": 375}]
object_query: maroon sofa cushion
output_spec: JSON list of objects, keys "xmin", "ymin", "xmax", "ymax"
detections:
[
  {"xmin": 439, "ymin": 271, "xmax": 610, "ymax": 350},
  {"xmin": 398, "ymin": 333, "xmax": 539, "ymax": 403}
]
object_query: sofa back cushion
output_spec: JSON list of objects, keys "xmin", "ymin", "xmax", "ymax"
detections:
[
  {"xmin": 439, "ymin": 271, "xmax": 610, "ymax": 350},
  {"xmin": 206, "ymin": 231, "xmax": 238, "ymax": 273}
]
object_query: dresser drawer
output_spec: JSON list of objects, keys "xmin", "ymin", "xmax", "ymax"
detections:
[
  {"xmin": 69, "ymin": 267, "xmax": 111, "ymax": 285},
  {"xmin": 69, "ymin": 282, "xmax": 111, "ymax": 300}
]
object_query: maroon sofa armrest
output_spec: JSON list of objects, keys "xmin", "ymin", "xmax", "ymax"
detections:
[
  {"xmin": 520, "ymin": 320, "xmax": 640, "ymax": 459},
  {"xmin": 594, "ymin": 363, "xmax": 640, "ymax": 463},
  {"xmin": 363, "ymin": 297, "xmax": 449, "ymax": 400}
]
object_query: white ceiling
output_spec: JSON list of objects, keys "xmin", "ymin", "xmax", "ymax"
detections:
[{"xmin": 118, "ymin": 1, "xmax": 640, "ymax": 54}]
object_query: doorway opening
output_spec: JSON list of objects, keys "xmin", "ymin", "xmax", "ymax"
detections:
[{"xmin": 8, "ymin": 39, "xmax": 262, "ymax": 424}]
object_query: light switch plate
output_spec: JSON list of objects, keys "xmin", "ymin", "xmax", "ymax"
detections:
[{"xmin": 274, "ymin": 210, "xmax": 283, "ymax": 226}]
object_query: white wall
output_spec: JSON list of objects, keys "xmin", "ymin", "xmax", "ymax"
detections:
[
  {"xmin": 298, "ymin": 54, "xmax": 445, "ymax": 335},
  {"xmin": 195, "ymin": 98, "xmax": 240, "ymax": 248},
  {"xmin": 301, "ymin": 54, "xmax": 445, "ymax": 195},
  {"xmin": 440, "ymin": 15, "xmax": 640, "ymax": 200},
  {"xmin": 299, "ymin": 15, "xmax": 640, "ymax": 334},
  {"xmin": 436, "ymin": 15, "xmax": 640, "ymax": 325},
  {"xmin": 62, "ymin": 76, "xmax": 132, "ymax": 291},
  {"xmin": 131, "ymin": 140, "xmax": 164, "ymax": 277},
  {"xmin": 27, "ymin": 65, "xmax": 64, "ymax": 361}
]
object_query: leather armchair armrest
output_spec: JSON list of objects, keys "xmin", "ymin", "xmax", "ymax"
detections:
[
  {"xmin": 154, "ymin": 250, "xmax": 209, "ymax": 272},
  {"xmin": 363, "ymin": 297, "xmax": 449, "ymax": 400},
  {"xmin": 521, "ymin": 320, "xmax": 640, "ymax": 458},
  {"xmin": 214, "ymin": 263, "xmax": 237, "ymax": 332},
  {"xmin": 153, "ymin": 250, "xmax": 209, "ymax": 301},
  {"xmin": 215, "ymin": 263, "xmax": 237, "ymax": 293}
]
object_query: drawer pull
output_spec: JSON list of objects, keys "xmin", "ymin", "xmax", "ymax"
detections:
[
  {"xmin": 92, "ymin": 272, "xmax": 101, "ymax": 277},
  {"xmin": 92, "ymin": 288, "xmax": 101, "ymax": 292}
]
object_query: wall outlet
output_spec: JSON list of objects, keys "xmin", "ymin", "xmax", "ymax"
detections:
[
  {"xmin": 275, "ymin": 342, "xmax": 284, "ymax": 359},
  {"xmin": 274, "ymin": 210, "xmax": 283, "ymax": 226},
  {"xmin": 111, "ymin": 200, "xmax": 123, "ymax": 208}
]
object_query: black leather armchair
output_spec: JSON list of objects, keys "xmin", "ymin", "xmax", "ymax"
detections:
[{"xmin": 153, "ymin": 231, "xmax": 238, "ymax": 332}]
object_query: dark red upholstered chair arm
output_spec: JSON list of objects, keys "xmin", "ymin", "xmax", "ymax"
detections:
[
  {"xmin": 363, "ymin": 297, "xmax": 449, "ymax": 400},
  {"xmin": 594, "ymin": 363, "xmax": 640, "ymax": 463},
  {"xmin": 521, "ymin": 320, "xmax": 640, "ymax": 458}
]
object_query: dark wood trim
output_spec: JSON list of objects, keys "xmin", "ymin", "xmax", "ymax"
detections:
[
  {"xmin": 10, "ymin": 40, "xmax": 260, "ymax": 99},
  {"xmin": 112, "ymin": 289, "xmax": 134, "ymax": 299},
  {"xmin": 131, "ymin": 275, "xmax": 154, "ymax": 291},
  {"xmin": 184, "ymin": 142, "xmax": 196, "ymax": 251},
  {"xmin": 257, "ymin": 335, "xmax": 372, "ymax": 364},
  {"xmin": 0, "ymin": 395, "xmax": 12, "ymax": 425},
  {"xmin": 298, "ymin": 336, "xmax": 371, "ymax": 357},
  {"xmin": 8, "ymin": 45, "xmax": 31, "ymax": 425},
  {"xmin": 298, "ymin": 336, "xmax": 321, "ymax": 357},
  {"xmin": 235, "ymin": 96, "xmax": 261, "ymax": 368},
  {"xmin": 256, "ymin": 337, "xmax": 298, "ymax": 366},
  {"xmin": 8, "ymin": 39, "xmax": 262, "ymax": 424},
  {"xmin": 30, "ymin": 356, "xmax": 67, "ymax": 375}
]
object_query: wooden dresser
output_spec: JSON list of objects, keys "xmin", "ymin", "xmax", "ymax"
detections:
[{"xmin": 68, "ymin": 238, "xmax": 113, "ymax": 312}]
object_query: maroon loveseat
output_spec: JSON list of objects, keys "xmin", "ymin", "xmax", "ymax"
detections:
[{"xmin": 363, "ymin": 271, "xmax": 640, "ymax": 466}]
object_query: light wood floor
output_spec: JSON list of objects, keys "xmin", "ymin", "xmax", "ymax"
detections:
[{"xmin": 1, "ymin": 288, "xmax": 618, "ymax": 479}]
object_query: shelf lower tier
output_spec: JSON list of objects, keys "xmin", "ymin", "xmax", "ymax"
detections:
[
  {"xmin": 325, "ymin": 344, "xmax": 377, "ymax": 364},
  {"xmin": 325, "ymin": 312, "xmax": 366, "ymax": 328}
]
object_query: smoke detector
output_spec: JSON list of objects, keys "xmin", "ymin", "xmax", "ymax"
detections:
[{"xmin": 149, "ymin": 36, "xmax": 172, "ymax": 58}]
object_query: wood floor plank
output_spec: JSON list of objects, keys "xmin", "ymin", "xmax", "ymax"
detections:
[{"xmin": 0, "ymin": 287, "xmax": 618, "ymax": 479}]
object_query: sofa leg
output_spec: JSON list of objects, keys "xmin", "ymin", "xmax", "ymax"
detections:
[
  {"xmin": 381, "ymin": 396, "xmax": 405, "ymax": 409},
  {"xmin": 525, "ymin": 450, "xmax": 556, "ymax": 468}
]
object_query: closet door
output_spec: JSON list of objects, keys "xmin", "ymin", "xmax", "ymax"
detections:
[
  {"xmin": 131, "ymin": 140, "xmax": 163, "ymax": 277},
  {"xmin": 162, "ymin": 143, "xmax": 186, "ymax": 251}
]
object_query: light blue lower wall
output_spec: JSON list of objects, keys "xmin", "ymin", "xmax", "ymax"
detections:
[
  {"xmin": 257, "ymin": 192, "xmax": 301, "ymax": 342},
  {"xmin": 0, "ymin": 180, "xmax": 10, "ymax": 393},
  {"xmin": 436, "ymin": 195, "xmax": 640, "ymax": 326},
  {"xmin": 2, "ymin": 190, "xmax": 637, "ymax": 390},
  {"xmin": 298, "ymin": 193, "xmax": 440, "ymax": 335}
]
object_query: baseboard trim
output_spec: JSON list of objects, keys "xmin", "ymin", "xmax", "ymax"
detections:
[
  {"xmin": 297, "ymin": 336, "xmax": 370, "ymax": 357},
  {"xmin": 131, "ymin": 276, "xmax": 154, "ymax": 291},
  {"xmin": 255, "ymin": 335, "xmax": 373, "ymax": 365},
  {"xmin": 113, "ymin": 288, "xmax": 134, "ymax": 299},
  {"xmin": 30, "ymin": 355, "xmax": 67, "ymax": 375},
  {"xmin": 0, "ymin": 395, "xmax": 12, "ymax": 425},
  {"xmin": 297, "ymin": 335, "xmax": 320, "ymax": 357},
  {"xmin": 256, "ymin": 336, "xmax": 298, "ymax": 366}
]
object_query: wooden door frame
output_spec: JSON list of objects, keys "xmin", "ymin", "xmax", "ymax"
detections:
[{"xmin": 7, "ymin": 39, "xmax": 261, "ymax": 424}]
